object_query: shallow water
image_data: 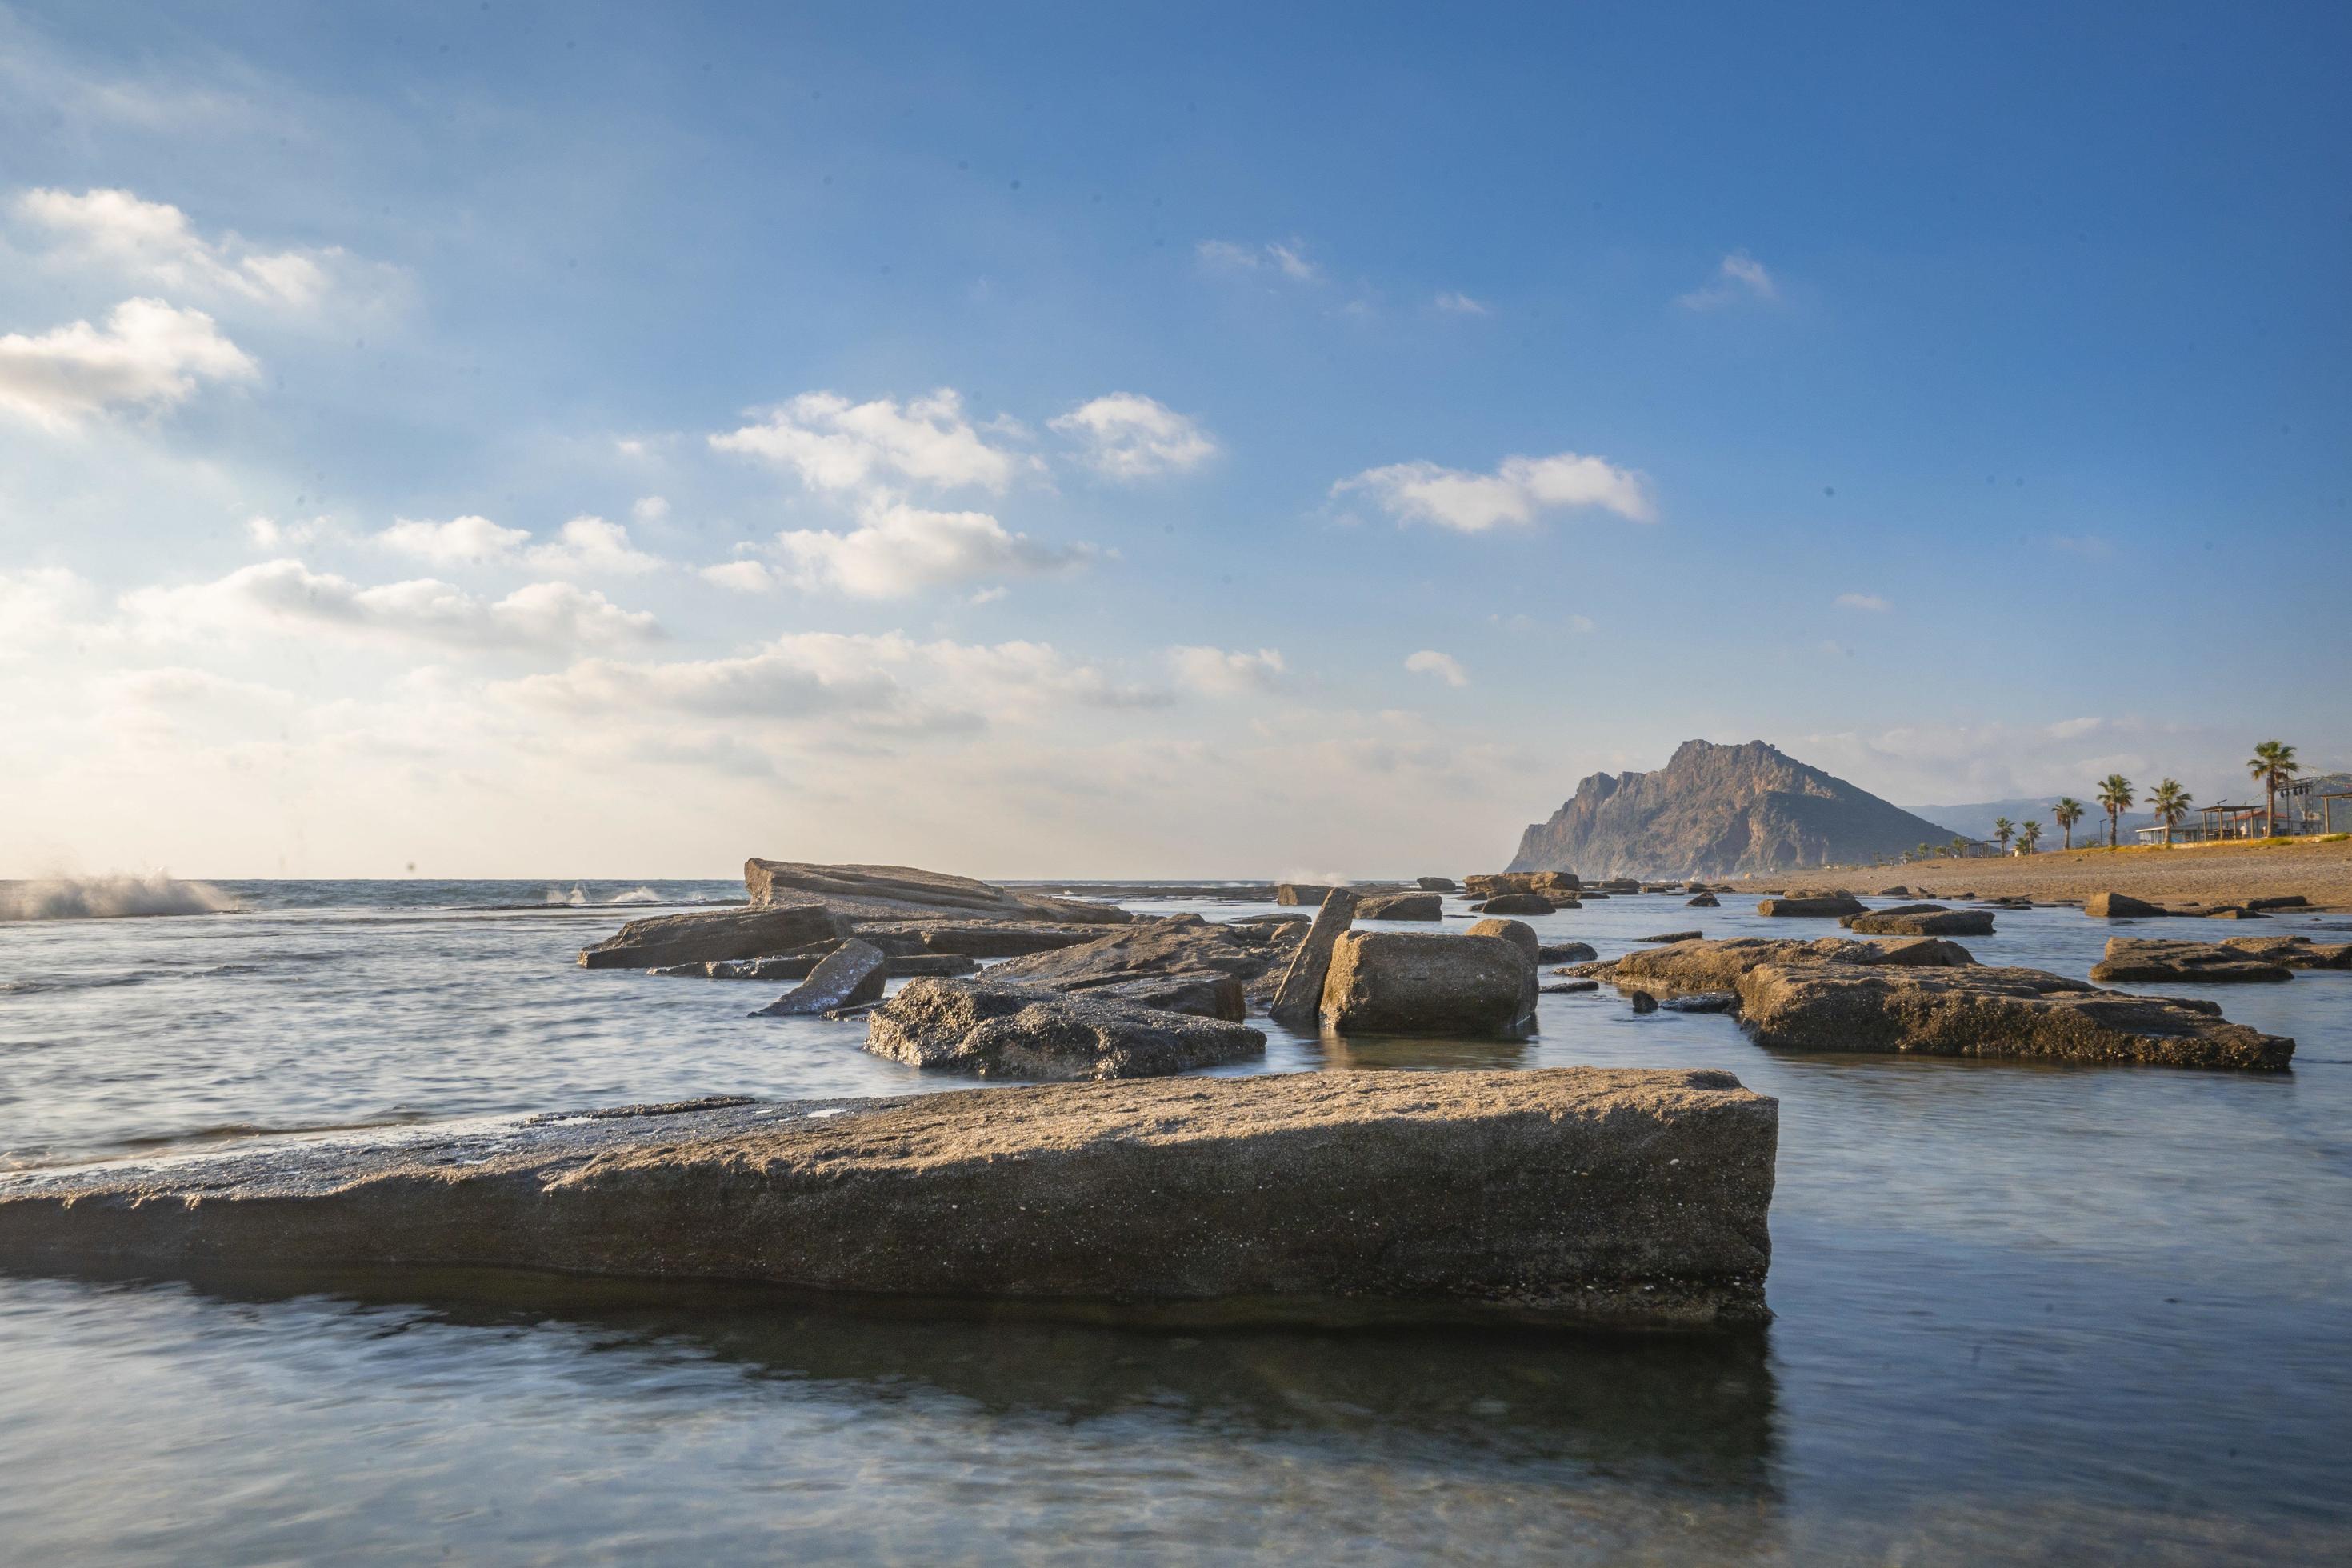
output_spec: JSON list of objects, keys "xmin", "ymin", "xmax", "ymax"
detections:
[{"xmin": 2, "ymin": 882, "xmax": 2349, "ymax": 1562}]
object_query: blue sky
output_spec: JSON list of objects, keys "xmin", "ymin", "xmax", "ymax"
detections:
[{"xmin": 2, "ymin": 1, "xmax": 2346, "ymax": 877}]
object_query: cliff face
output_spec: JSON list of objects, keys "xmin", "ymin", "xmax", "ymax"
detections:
[{"xmin": 1506, "ymin": 740, "xmax": 1966, "ymax": 878}]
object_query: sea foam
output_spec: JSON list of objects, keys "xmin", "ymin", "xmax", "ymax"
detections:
[{"xmin": 0, "ymin": 874, "xmax": 239, "ymax": 922}]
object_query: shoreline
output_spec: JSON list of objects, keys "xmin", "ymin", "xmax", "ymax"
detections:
[{"xmin": 1721, "ymin": 836, "xmax": 2352, "ymax": 911}]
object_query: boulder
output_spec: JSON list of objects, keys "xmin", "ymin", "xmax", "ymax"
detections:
[
  {"xmin": 754, "ymin": 939, "xmax": 890, "ymax": 1017},
  {"xmin": 579, "ymin": 904, "xmax": 845, "ymax": 970},
  {"xmin": 1629, "ymin": 991, "xmax": 1658, "ymax": 1013},
  {"xmin": 1276, "ymin": 883, "xmax": 1332, "ymax": 907},
  {"xmin": 2086, "ymin": 891, "xmax": 2169, "ymax": 918},
  {"xmin": 1463, "ymin": 918, "xmax": 1540, "ymax": 964},
  {"xmin": 865, "ymin": 978, "xmax": 1265, "ymax": 1080},
  {"xmin": 1357, "ymin": 892, "xmax": 1445, "ymax": 921},
  {"xmin": 1266, "ymin": 889, "xmax": 1362, "ymax": 1024},
  {"xmin": 1842, "ymin": 906, "xmax": 1996, "ymax": 937},
  {"xmin": 1537, "ymin": 941, "xmax": 1598, "ymax": 963},
  {"xmin": 1478, "ymin": 893, "xmax": 1555, "ymax": 916},
  {"xmin": 1415, "ymin": 876, "xmax": 1461, "ymax": 892},
  {"xmin": 744, "ymin": 859, "xmax": 1129, "ymax": 925},
  {"xmin": 1662, "ymin": 992, "xmax": 1739, "ymax": 1014},
  {"xmin": 2089, "ymin": 938, "xmax": 2295, "ymax": 985},
  {"xmin": 1320, "ymin": 931, "xmax": 1535, "ymax": 1038},
  {"xmin": 2247, "ymin": 895, "xmax": 2310, "ymax": 911},
  {"xmin": 1755, "ymin": 894, "xmax": 1864, "ymax": 918},
  {"xmin": 1638, "ymin": 930, "xmax": 1706, "ymax": 944},
  {"xmin": 1593, "ymin": 879, "xmax": 1642, "ymax": 895},
  {"xmin": 1686, "ymin": 894, "xmax": 1721, "ymax": 907},
  {"xmin": 1542, "ymin": 978, "xmax": 1600, "ymax": 994},
  {"xmin": 0, "ymin": 1068, "xmax": 1780, "ymax": 1330},
  {"xmin": 986, "ymin": 914, "xmax": 1298, "ymax": 1022},
  {"xmin": 1463, "ymin": 871, "xmax": 1579, "ymax": 898},
  {"xmin": 1876, "ymin": 886, "xmax": 1914, "ymax": 898},
  {"xmin": 2220, "ymin": 935, "xmax": 2352, "ymax": 970}
]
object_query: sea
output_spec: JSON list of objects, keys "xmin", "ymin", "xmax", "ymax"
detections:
[{"xmin": 2, "ymin": 878, "xmax": 2349, "ymax": 1564}]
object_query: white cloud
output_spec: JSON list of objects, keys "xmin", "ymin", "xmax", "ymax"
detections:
[
  {"xmin": 1434, "ymin": 290, "xmax": 1490, "ymax": 315},
  {"xmin": 0, "ymin": 297, "xmax": 255, "ymax": 429},
  {"xmin": 374, "ymin": 515, "xmax": 531, "ymax": 566},
  {"xmin": 15, "ymin": 187, "xmax": 338, "ymax": 309},
  {"xmin": 0, "ymin": 566, "xmax": 97, "ymax": 654},
  {"xmin": 698, "ymin": 559, "xmax": 778, "ymax": 593},
  {"xmin": 526, "ymin": 516, "xmax": 663, "ymax": 575},
  {"xmin": 1677, "ymin": 250, "xmax": 1778, "ymax": 310},
  {"xmin": 1404, "ymin": 650, "xmax": 1469, "ymax": 687},
  {"xmin": 710, "ymin": 389, "xmax": 1033, "ymax": 494},
  {"xmin": 372, "ymin": 514, "xmax": 662, "ymax": 575},
  {"xmin": 631, "ymin": 495, "xmax": 670, "ymax": 524},
  {"xmin": 120, "ymin": 559, "xmax": 664, "ymax": 653},
  {"xmin": 772, "ymin": 500, "xmax": 1095, "ymax": 599},
  {"xmin": 1334, "ymin": 450, "xmax": 1657, "ymax": 531},
  {"xmin": 1196, "ymin": 238, "xmax": 1322, "ymax": 283},
  {"xmin": 1834, "ymin": 592, "xmax": 1892, "ymax": 612},
  {"xmin": 246, "ymin": 515, "xmax": 345, "ymax": 550},
  {"xmin": 1169, "ymin": 645, "xmax": 1286, "ymax": 696},
  {"xmin": 1050, "ymin": 393, "xmax": 1218, "ymax": 480}
]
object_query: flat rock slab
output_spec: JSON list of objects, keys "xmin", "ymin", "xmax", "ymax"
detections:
[
  {"xmin": 660, "ymin": 952, "xmax": 977, "ymax": 981},
  {"xmin": 1356, "ymin": 892, "xmax": 1445, "ymax": 921},
  {"xmin": 581, "ymin": 905, "xmax": 845, "ymax": 970},
  {"xmin": 754, "ymin": 939, "xmax": 889, "ymax": 1017},
  {"xmin": 1603, "ymin": 936, "xmax": 1977, "ymax": 997},
  {"xmin": 1477, "ymin": 893, "xmax": 1556, "ymax": 916},
  {"xmin": 851, "ymin": 922, "xmax": 1109, "ymax": 958},
  {"xmin": 1756, "ymin": 894, "xmax": 1864, "ymax": 918},
  {"xmin": 2219, "ymin": 935, "xmax": 2352, "ymax": 970},
  {"xmin": 866, "ymin": 978, "xmax": 1265, "ymax": 1079},
  {"xmin": 0, "ymin": 1070, "xmax": 1778, "ymax": 1330},
  {"xmin": 2086, "ymin": 892, "xmax": 2170, "ymax": 918},
  {"xmin": 1842, "ymin": 907, "xmax": 1996, "ymax": 937},
  {"xmin": 1639, "ymin": 930, "xmax": 1706, "ymax": 944},
  {"xmin": 986, "ymin": 914, "xmax": 1299, "ymax": 1022},
  {"xmin": 2090, "ymin": 938, "xmax": 2294, "ymax": 985},
  {"xmin": 1267, "ymin": 890, "xmax": 1360, "ymax": 1025},
  {"xmin": 744, "ymin": 860, "xmax": 1130, "ymax": 926}
]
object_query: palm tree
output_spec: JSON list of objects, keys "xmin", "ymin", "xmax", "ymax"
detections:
[
  {"xmin": 1947, "ymin": 836, "xmax": 1970, "ymax": 860},
  {"xmin": 2150, "ymin": 778, "xmax": 2192, "ymax": 846},
  {"xmin": 2053, "ymin": 797, "xmax": 2085, "ymax": 851},
  {"xmin": 2096, "ymin": 774, "xmax": 2134, "ymax": 848},
  {"xmin": 1914, "ymin": 842, "xmax": 1931, "ymax": 863},
  {"xmin": 2247, "ymin": 740, "xmax": 2300, "ymax": 838},
  {"xmin": 1992, "ymin": 817, "xmax": 2014, "ymax": 855},
  {"xmin": 2018, "ymin": 820, "xmax": 2042, "ymax": 854}
]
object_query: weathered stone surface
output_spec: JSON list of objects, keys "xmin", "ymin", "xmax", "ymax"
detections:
[
  {"xmin": 1537, "ymin": 941, "xmax": 1598, "ymax": 963},
  {"xmin": 1267, "ymin": 890, "xmax": 1360, "ymax": 1025},
  {"xmin": 865, "ymin": 978, "xmax": 1265, "ymax": 1079},
  {"xmin": 1686, "ymin": 894, "xmax": 1720, "ymax": 907},
  {"xmin": 1321, "ymin": 931, "xmax": 1534, "ymax": 1038},
  {"xmin": 0, "ymin": 1069, "xmax": 1780, "ymax": 1329},
  {"xmin": 579, "ymin": 904, "xmax": 845, "ymax": 970},
  {"xmin": 1357, "ymin": 892, "xmax": 1445, "ymax": 921},
  {"xmin": 754, "ymin": 939, "xmax": 889, "ymax": 1017},
  {"xmin": 1755, "ymin": 894, "xmax": 1865, "ymax": 918},
  {"xmin": 1464, "ymin": 871, "xmax": 1579, "ymax": 898},
  {"xmin": 1842, "ymin": 906, "xmax": 1996, "ymax": 937},
  {"xmin": 1276, "ymin": 883, "xmax": 1332, "ymax": 907},
  {"xmin": 2090, "ymin": 938, "xmax": 2294, "ymax": 985},
  {"xmin": 1639, "ymin": 930, "xmax": 1706, "ymax": 944},
  {"xmin": 1662, "ymin": 992, "xmax": 1739, "ymax": 1014},
  {"xmin": 1602, "ymin": 935, "xmax": 1976, "ymax": 997},
  {"xmin": 2247, "ymin": 895, "xmax": 2310, "ymax": 910},
  {"xmin": 2201, "ymin": 907, "xmax": 2268, "ymax": 920},
  {"xmin": 1478, "ymin": 893, "xmax": 1556, "ymax": 916},
  {"xmin": 1629, "ymin": 990, "xmax": 1658, "ymax": 1013},
  {"xmin": 1542, "ymin": 978, "xmax": 1600, "ymax": 994},
  {"xmin": 1736, "ymin": 959, "xmax": 2293, "ymax": 1070},
  {"xmin": 658, "ymin": 951, "xmax": 977, "ymax": 981},
  {"xmin": 2219, "ymin": 935, "xmax": 2352, "ymax": 970},
  {"xmin": 1463, "ymin": 918, "xmax": 1539, "ymax": 964},
  {"xmin": 986, "ymin": 914, "xmax": 1298, "ymax": 1022},
  {"xmin": 2086, "ymin": 891, "xmax": 2170, "ymax": 919},
  {"xmin": 1415, "ymin": 876, "xmax": 1460, "ymax": 892},
  {"xmin": 744, "ymin": 860, "xmax": 1129, "ymax": 925}
]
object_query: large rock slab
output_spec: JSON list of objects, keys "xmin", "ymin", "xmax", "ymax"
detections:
[
  {"xmin": 2086, "ymin": 891, "xmax": 2169, "ymax": 918},
  {"xmin": 0, "ymin": 1069, "xmax": 1779, "ymax": 1329},
  {"xmin": 1414, "ymin": 876, "xmax": 1460, "ymax": 892},
  {"xmin": 1356, "ymin": 892, "xmax": 1444, "ymax": 921},
  {"xmin": 1267, "ymin": 889, "xmax": 1360, "ymax": 1025},
  {"xmin": 1320, "ymin": 931, "xmax": 1534, "ymax": 1038},
  {"xmin": 865, "ymin": 978, "xmax": 1265, "ymax": 1079},
  {"xmin": 656, "ymin": 950, "xmax": 977, "ymax": 981},
  {"xmin": 754, "ymin": 939, "xmax": 889, "ymax": 1017},
  {"xmin": 744, "ymin": 860, "xmax": 1129, "ymax": 926},
  {"xmin": 851, "ymin": 921, "xmax": 1107, "ymax": 958},
  {"xmin": 2090, "ymin": 938, "xmax": 2294, "ymax": 984},
  {"xmin": 1842, "ymin": 905, "xmax": 1996, "ymax": 937},
  {"xmin": 986, "ymin": 914, "xmax": 1298, "ymax": 1022},
  {"xmin": 1275, "ymin": 883, "xmax": 1332, "ymax": 906},
  {"xmin": 1477, "ymin": 892, "xmax": 1556, "ymax": 916},
  {"xmin": 1595, "ymin": 935, "xmax": 1977, "ymax": 995},
  {"xmin": 1755, "ymin": 894, "xmax": 1864, "ymax": 918},
  {"xmin": 2219, "ymin": 935, "xmax": 2352, "ymax": 970},
  {"xmin": 578, "ymin": 904, "xmax": 845, "ymax": 970}
]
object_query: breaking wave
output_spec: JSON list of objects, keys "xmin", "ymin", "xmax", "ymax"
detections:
[
  {"xmin": 546, "ymin": 883, "xmax": 589, "ymax": 906},
  {"xmin": 544, "ymin": 882, "xmax": 663, "ymax": 906},
  {"xmin": 0, "ymin": 874, "xmax": 239, "ymax": 922},
  {"xmin": 606, "ymin": 886, "xmax": 661, "ymax": 904}
]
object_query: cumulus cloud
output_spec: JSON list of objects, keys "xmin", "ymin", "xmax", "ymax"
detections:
[
  {"xmin": 0, "ymin": 566, "xmax": 97, "ymax": 654},
  {"xmin": 710, "ymin": 389, "xmax": 1034, "ymax": 494},
  {"xmin": 1196, "ymin": 238, "xmax": 1322, "ymax": 282},
  {"xmin": 1678, "ymin": 250, "xmax": 1778, "ymax": 310},
  {"xmin": 1169, "ymin": 646, "xmax": 1286, "ymax": 696},
  {"xmin": 0, "ymin": 297, "xmax": 255, "ymax": 429},
  {"xmin": 246, "ymin": 515, "xmax": 345, "ymax": 550},
  {"xmin": 1404, "ymin": 650, "xmax": 1469, "ymax": 687},
  {"xmin": 14, "ymin": 187, "xmax": 340, "ymax": 309},
  {"xmin": 698, "ymin": 559, "xmax": 778, "ymax": 593},
  {"xmin": 372, "ymin": 514, "xmax": 662, "ymax": 575},
  {"xmin": 120, "ymin": 559, "xmax": 664, "ymax": 653},
  {"xmin": 1050, "ymin": 393, "xmax": 1218, "ymax": 480},
  {"xmin": 631, "ymin": 495, "xmax": 670, "ymax": 523},
  {"xmin": 772, "ymin": 500, "xmax": 1095, "ymax": 599},
  {"xmin": 1834, "ymin": 592, "xmax": 1891, "ymax": 612},
  {"xmin": 1434, "ymin": 290, "xmax": 1490, "ymax": 315},
  {"xmin": 526, "ymin": 516, "xmax": 663, "ymax": 575},
  {"xmin": 374, "ymin": 515, "xmax": 531, "ymax": 566},
  {"xmin": 1334, "ymin": 450, "xmax": 1657, "ymax": 531}
]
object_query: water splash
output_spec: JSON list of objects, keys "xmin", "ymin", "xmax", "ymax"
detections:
[
  {"xmin": 0, "ymin": 874, "xmax": 238, "ymax": 922},
  {"xmin": 606, "ymin": 886, "xmax": 661, "ymax": 905},
  {"xmin": 545, "ymin": 883, "xmax": 590, "ymax": 906}
]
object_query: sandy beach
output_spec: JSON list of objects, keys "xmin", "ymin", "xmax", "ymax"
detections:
[{"xmin": 1726, "ymin": 836, "xmax": 2352, "ymax": 912}]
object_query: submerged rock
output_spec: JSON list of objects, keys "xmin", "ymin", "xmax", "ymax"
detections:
[
  {"xmin": 2218, "ymin": 935, "xmax": 2352, "ymax": 970},
  {"xmin": 865, "ymin": 978, "xmax": 1265, "ymax": 1079},
  {"xmin": 2086, "ymin": 891, "xmax": 2169, "ymax": 919},
  {"xmin": 1320, "ymin": 930, "xmax": 1534, "ymax": 1038},
  {"xmin": 579, "ymin": 904, "xmax": 845, "ymax": 970},
  {"xmin": 1638, "ymin": 930, "xmax": 1706, "ymax": 944},
  {"xmin": 1267, "ymin": 889, "xmax": 1361, "ymax": 1026},
  {"xmin": 754, "ymin": 939, "xmax": 889, "ymax": 1017},
  {"xmin": 2089, "ymin": 938, "xmax": 2294, "ymax": 985},
  {"xmin": 1686, "ymin": 893, "xmax": 1720, "ymax": 907},
  {"xmin": 0, "ymin": 1069, "xmax": 1780, "ymax": 1330},
  {"xmin": 1356, "ymin": 892, "xmax": 1444, "ymax": 921},
  {"xmin": 1662, "ymin": 991, "xmax": 1739, "ymax": 1014},
  {"xmin": 1542, "ymin": 978, "xmax": 1600, "ymax": 994},
  {"xmin": 1842, "ymin": 906, "xmax": 1996, "ymax": 937}
]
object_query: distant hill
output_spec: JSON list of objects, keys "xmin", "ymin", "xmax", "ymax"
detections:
[
  {"xmin": 1506, "ymin": 739, "xmax": 1969, "ymax": 878},
  {"xmin": 1913, "ymin": 798, "xmax": 2152, "ymax": 844}
]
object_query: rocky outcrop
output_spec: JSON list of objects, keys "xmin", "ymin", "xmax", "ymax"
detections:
[
  {"xmin": 1320, "ymin": 931, "xmax": 1534, "ymax": 1038},
  {"xmin": 1639, "ymin": 930, "xmax": 1706, "ymax": 944},
  {"xmin": 579, "ymin": 904, "xmax": 845, "ymax": 970},
  {"xmin": 744, "ymin": 860, "xmax": 1129, "ymax": 925},
  {"xmin": 2086, "ymin": 892, "xmax": 2169, "ymax": 919},
  {"xmin": 0, "ymin": 1070, "xmax": 1780, "ymax": 1330},
  {"xmin": 853, "ymin": 922, "xmax": 1108, "ymax": 958},
  {"xmin": 2218, "ymin": 935, "xmax": 2352, "ymax": 970},
  {"xmin": 1756, "ymin": 893, "xmax": 1864, "ymax": 918},
  {"xmin": 1596, "ymin": 935, "xmax": 1976, "ymax": 996},
  {"xmin": 1477, "ymin": 893, "xmax": 1555, "ymax": 916},
  {"xmin": 1507, "ymin": 739, "xmax": 1966, "ymax": 879},
  {"xmin": 754, "ymin": 939, "xmax": 888, "ymax": 1016},
  {"xmin": 1276, "ymin": 883, "xmax": 1332, "ymax": 907},
  {"xmin": 656, "ymin": 950, "xmax": 977, "ymax": 981},
  {"xmin": 1357, "ymin": 892, "xmax": 1443, "ymax": 921},
  {"xmin": 1465, "ymin": 872, "xmax": 1580, "ymax": 899},
  {"xmin": 985, "ymin": 914, "xmax": 1301, "ymax": 1022},
  {"xmin": 1686, "ymin": 894, "xmax": 1720, "ymax": 907},
  {"xmin": 1841, "ymin": 905, "xmax": 1995, "ymax": 937},
  {"xmin": 865, "ymin": 979, "xmax": 1265, "ymax": 1079},
  {"xmin": 1267, "ymin": 890, "xmax": 1360, "ymax": 1025},
  {"xmin": 2089, "ymin": 939, "xmax": 2294, "ymax": 984},
  {"xmin": 1538, "ymin": 941, "xmax": 1598, "ymax": 963},
  {"xmin": 1415, "ymin": 876, "xmax": 1460, "ymax": 892},
  {"xmin": 1463, "ymin": 918, "xmax": 1539, "ymax": 964}
]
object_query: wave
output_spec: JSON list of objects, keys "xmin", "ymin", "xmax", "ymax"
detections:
[
  {"xmin": 0, "ymin": 874, "xmax": 238, "ymax": 922},
  {"xmin": 546, "ymin": 882, "xmax": 588, "ymax": 906},
  {"xmin": 606, "ymin": 886, "xmax": 661, "ymax": 904}
]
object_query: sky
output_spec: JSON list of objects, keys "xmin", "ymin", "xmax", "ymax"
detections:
[{"xmin": 1, "ymin": 1, "xmax": 2346, "ymax": 879}]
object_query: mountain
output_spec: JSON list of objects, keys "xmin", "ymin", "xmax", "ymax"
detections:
[
  {"xmin": 1506, "ymin": 739, "xmax": 1970, "ymax": 878},
  {"xmin": 1910, "ymin": 798, "xmax": 2151, "ymax": 843}
]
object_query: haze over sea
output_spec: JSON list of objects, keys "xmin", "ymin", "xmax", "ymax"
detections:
[{"xmin": 4, "ymin": 881, "xmax": 2349, "ymax": 1562}]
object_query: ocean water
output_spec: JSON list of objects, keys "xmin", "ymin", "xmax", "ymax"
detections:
[{"xmin": 2, "ymin": 880, "xmax": 2350, "ymax": 1563}]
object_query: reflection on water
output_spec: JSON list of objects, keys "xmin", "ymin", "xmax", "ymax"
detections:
[{"xmin": 2, "ymin": 882, "xmax": 2351, "ymax": 1560}]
